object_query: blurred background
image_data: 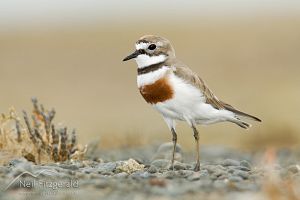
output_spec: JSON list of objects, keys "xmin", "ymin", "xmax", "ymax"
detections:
[{"xmin": 0, "ymin": 0, "xmax": 299, "ymax": 151}]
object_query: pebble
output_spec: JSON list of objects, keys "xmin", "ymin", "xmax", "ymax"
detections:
[
  {"xmin": 199, "ymin": 170, "xmax": 210, "ymax": 179},
  {"xmin": 236, "ymin": 166, "xmax": 251, "ymax": 172},
  {"xmin": 233, "ymin": 170, "xmax": 249, "ymax": 179},
  {"xmin": 129, "ymin": 171, "xmax": 151, "ymax": 179},
  {"xmin": 116, "ymin": 159, "xmax": 144, "ymax": 174},
  {"xmin": 173, "ymin": 161, "xmax": 188, "ymax": 170},
  {"xmin": 0, "ymin": 143, "xmax": 299, "ymax": 200},
  {"xmin": 97, "ymin": 162, "xmax": 117, "ymax": 174},
  {"xmin": 240, "ymin": 160, "xmax": 252, "ymax": 169},
  {"xmin": 288, "ymin": 165, "xmax": 300, "ymax": 174},
  {"xmin": 163, "ymin": 171, "xmax": 177, "ymax": 179},
  {"xmin": 9, "ymin": 161, "xmax": 34, "ymax": 176},
  {"xmin": 58, "ymin": 164, "xmax": 80, "ymax": 170},
  {"xmin": 228, "ymin": 165, "xmax": 249, "ymax": 172},
  {"xmin": 177, "ymin": 170, "xmax": 194, "ymax": 178},
  {"xmin": 147, "ymin": 165, "xmax": 158, "ymax": 174},
  {"xmin": 82, "ymin": 160, "xmax": 99, "ymax": 167},
  {"xmin": 187, "ymin": 172, "xmax": 202, "ymax": 181},
  {"xmin": 213, "ymin": 168, "xmax": 226, "ymax": 177},
  {"xmin": 221, "ymin": 159, "xmax": 240, "ymax": 167},
  {"xmin": 151, "ymin": 159, "xmax": 170, "ymax": 170},
  {"xmin": 81, "ymin": 167, "xmax": 97, "ymax": 174},
  {"xmin": 202, "ymin": 165, "xmax": 217, "ymax": 173},
  {"xmin": 218, "ymin": 174, "xmax": 229, "ymax": 180},
  {"xmin": 8, "ymin": 158, "xmax": 31, "ymax": 167}
]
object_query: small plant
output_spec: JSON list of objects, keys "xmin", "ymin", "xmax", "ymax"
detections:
[{"xmin": 0, "ymin": 98, "xmax": 87, "ymax": 164}]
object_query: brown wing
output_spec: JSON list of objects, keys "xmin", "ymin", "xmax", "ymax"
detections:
[{"xmin": 173, "ymin": 65, "xmax": 261, "ymax": 122}]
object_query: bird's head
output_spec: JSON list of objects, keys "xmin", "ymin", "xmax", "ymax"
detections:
[{"xmin": 123, "ymin": 35, "xmax": 175, "ymax": 68}]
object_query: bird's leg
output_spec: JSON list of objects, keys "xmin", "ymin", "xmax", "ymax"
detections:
[
  {"xmin": 171, "ymin": 128, "xmax": 177, "ymax": 170},
  {"xmin": 192, "ymin": 125, "xmax": 200, "ymax": 172}
]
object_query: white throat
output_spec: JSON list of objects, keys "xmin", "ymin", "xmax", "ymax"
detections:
[
  {"xmin": 134, "ymin": 54, "xmax": 166, "ymax": 69},
  {"xmin": 137, "ymin": 66, "xmax": 169, "ymax": 88}
]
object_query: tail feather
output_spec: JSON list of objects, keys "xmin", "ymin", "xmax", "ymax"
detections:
[
  {"xmin": 228, "ymin": 117, "xmax": 251, "ymax": 129},
  {"xmin": 221, "ymin": 101, "xmax": 262, "ymax": 122},
  {"xmin": 235, "ymin": 120, "xmax": 251, "ymax": 129}
]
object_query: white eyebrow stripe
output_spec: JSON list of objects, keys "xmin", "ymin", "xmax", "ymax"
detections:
[
  {"xmin": 157, "ymin": 41, "xmax": 163, "ymax": 46},
  {"xmin": 135, "ymin": 42, "xmax": 148, "ymax": 50}
]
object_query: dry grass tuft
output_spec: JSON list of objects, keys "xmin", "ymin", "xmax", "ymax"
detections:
[{"xmin": 0, "ymin": 98, "xmax": 87, "ymax": 164}]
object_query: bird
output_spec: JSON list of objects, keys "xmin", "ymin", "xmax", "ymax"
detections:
[{"xmin": 123, "ymin": 35, "xmax": 261, "ymax": 171}]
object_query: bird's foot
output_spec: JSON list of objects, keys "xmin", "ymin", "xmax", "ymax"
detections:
[
  {"xmin": 194, "ymin": 163, "xmax": 200, "ymax": 172},
  {"xmin": 170, "ymin": 160, "xmax": 175, "ymax": 171}
]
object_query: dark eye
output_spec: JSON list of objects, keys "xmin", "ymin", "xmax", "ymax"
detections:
[{"xmin": 148, "ymin": 44, "xmax": 156, "ymax": 50}]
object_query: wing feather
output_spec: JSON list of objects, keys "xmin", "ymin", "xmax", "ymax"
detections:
[
  {"xmin": 173, "ymin": 65, "xmax": 224, "ymax": 109},
  {"xmin": 172, "ymin": 64, "xmax": 261, "ymax": 122}
]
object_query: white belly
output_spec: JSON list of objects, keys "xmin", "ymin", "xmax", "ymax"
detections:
[{"xmin": 152, "ymin": 74, "xmax": 233, "ymax": 124}]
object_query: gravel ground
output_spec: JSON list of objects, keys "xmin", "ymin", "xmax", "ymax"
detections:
[{"xmin": 0, "ymin": 143, "xmax": 300, "ymax": 200}]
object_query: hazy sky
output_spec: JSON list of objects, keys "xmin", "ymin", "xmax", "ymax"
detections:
[{"xmin": 0, "ymin": 0, "xmax": 300, "ymax": 29}]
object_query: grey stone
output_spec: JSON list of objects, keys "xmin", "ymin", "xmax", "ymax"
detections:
[
  {"xmin": 185, "ymin": 164, "xmax": 193, "ymax": 170},
  {"xmin": 9, "ymin": 161, "xmax": 34, "ymax": 177},
  {"xmin": 8, "ymin": 158, "xmax": 31, "ymax": 167},
  {"xmin": 151, "ymin": 159, "xmax": 170, "ymax": 169},
  {"xmin": 218, "ymin": 174, "xmax": 229, "ymax": 180},
  {"xmin": 177, "ymin": 170, "xmax": 194, "ymax": 178},
  {"xmin": 228, "ymin": 167, "xmax": 236, "ymax": 174},
  {"xmin": 129, "ymin": 171, "xmax": 150, "ymax": 179},
  {"xmin": 202, "ymin": 164, "xmax": 226, "ymax": 174},
  {"xmin": 141, "ymin": 171, "xmax": 153, "ymax": 178},
  {"xmin": 228, "ymin": 165, "xmax": 250, "ymax": 172},
  {"xmin": 58, "ymin": 164, "xmax": 80, "ymax": 171},
  {"xmin": 163, "ymin": 171, "xmax": 177, "ymax": 179},
  {"xmin": 114, "ymin": 172, "xmax": 128, "ymax": 178},
  {"xmin": 233, "ymin": 170, "xmax": 249, "ymax": 179},
  {"xmin": 240, "ymin": 160, "xmax": 252, "ymax": 169},
  {"xmin": 187, "ymin": 172, "xmax": 202, "ymax": 181},
  {"xmin": 173, "ymin": 161, "xmax": 188, "ymax": 170},
  {"xmin": 288, "ymin": 165, "xmax": 300, "ymax": 174},
  {"xmin": 81, "ymin": 167, "xmax": 97, "ymax": 174},
  {"xmin": 202, "ymin": 165, "xmax": 217, "ymax": 173},
  {"xmin": 96, "ymin": 162, "xmax": 117, "ymax": 174},
  {"xmin": 213, "ymin": 168, "xmax": 226, "ymax": 177},
  {"xmin": 221, "ymin": 159, "xmax": 240, "ymax": 167},
  {"xmin": 236, "ymin": 166, "xmax": 251, "ymax": 171},
  {"xmin": 200, "ymin": 169, "xmax": 210, "ymax": 178},
  {"xmin": 147, "ymin": 165, "xmax": 157, "ymax": 174},
  {"xmin": 82, "ymin": 160, "xmax": 99, "ymax": 167},
  {"xmin": 129, "ymin": 171, "xmax": 143, "ymax": 179}
]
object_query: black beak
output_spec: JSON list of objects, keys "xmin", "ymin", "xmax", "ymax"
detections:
[{"xmin": 123, "ymin": 50, "xmax": 140, "ymax": 61}]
